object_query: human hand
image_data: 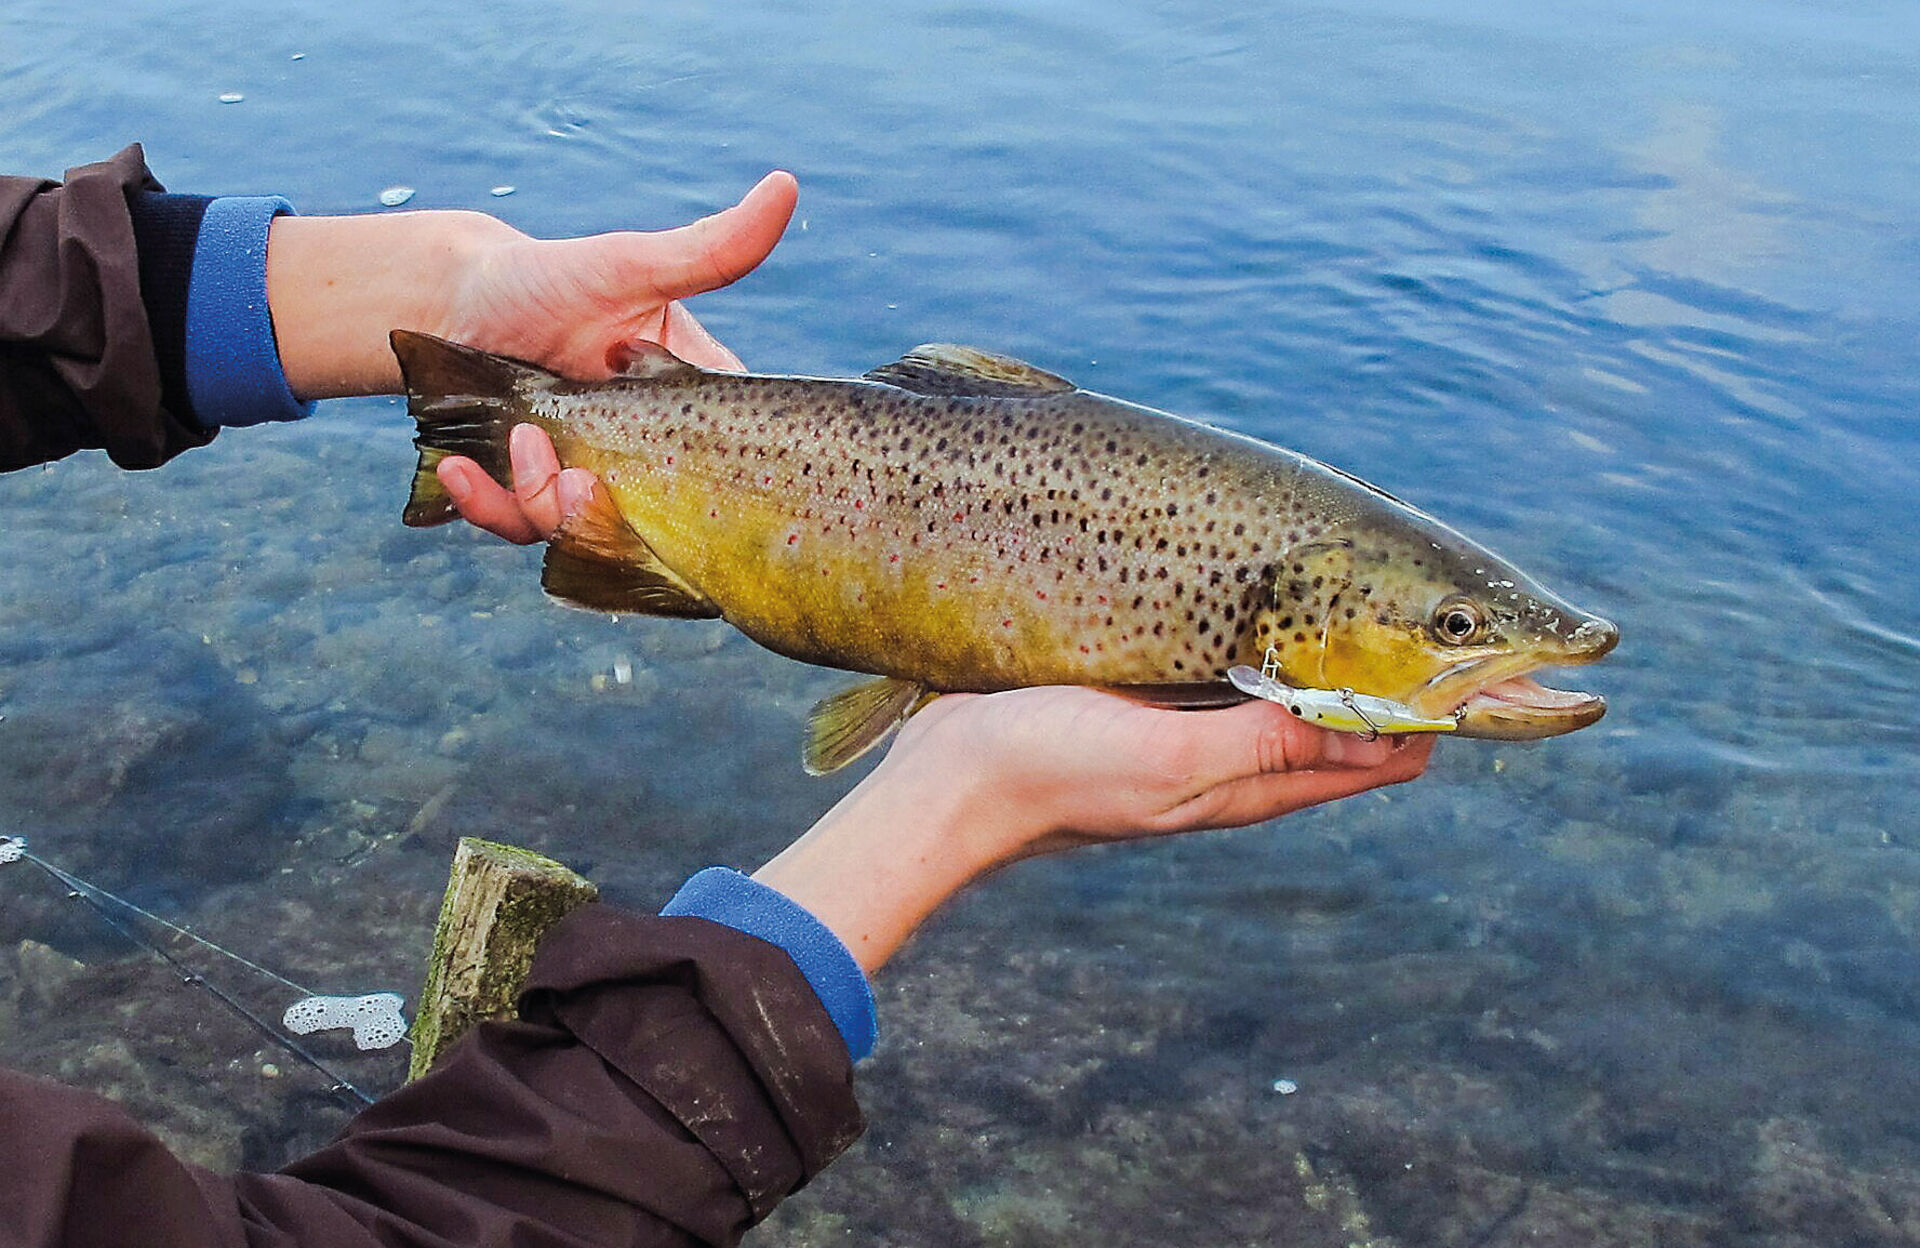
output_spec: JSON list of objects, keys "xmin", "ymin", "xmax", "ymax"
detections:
[
  {"xmin": 883, "ymin": 686, "xmax": 1434, "ymax": 860},
  {"xmin": 439, "ymin": 423, "xmax": 598, "ymax": 545},
  {"xmin": 267, "ymin": 171, "xmax": 796, "ymax": 398},
  {"xmin": 427, "ymin": 170, "xmax": 797, "ymax": 379},
  {"xmin": 409, "ymin": 172, "xmax": 796, "ymax": 542},
  {"xmin": 755, "ymin": 686, "xmax": 1434, "ymax": 972}
]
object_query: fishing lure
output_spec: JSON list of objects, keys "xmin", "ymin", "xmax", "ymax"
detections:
[{"xmin": 1227, "ymin": 651, "xmax": 1460, "ymax": 740}]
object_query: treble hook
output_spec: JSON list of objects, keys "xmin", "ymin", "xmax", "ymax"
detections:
[{"xmin": 1335, "ymin": 687, "xmax": 1383, "ymax": 742}]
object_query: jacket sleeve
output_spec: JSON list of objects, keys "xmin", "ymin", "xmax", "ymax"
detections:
[
  {"xmin": 0, "ymin": 906, "xmax": 866, "ymax": 1248},
  {"xmin": 0, "ymin": 144, "xmax": 216, "ymax": 471}
]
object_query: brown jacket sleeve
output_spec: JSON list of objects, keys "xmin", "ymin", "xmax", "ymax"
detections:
[
  {"xmin": 0, "ymin": 906, "xmax": 865, "ymax": 1247},
  {"xmin": 0, "ymin": 144, "xmax": 216, "ymax": 471}
]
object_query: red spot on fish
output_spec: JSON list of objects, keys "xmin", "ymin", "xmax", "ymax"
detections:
[
  {"xmin": 666, "ymin": 455, "xmax": 675, "ymax": 465},
  {"xmin": 1079, "ymin": 644, "xmax": 1090, "ymax": 654},
  {"xmin": 854, "ymin": 499, "xmax": 865, "ymax": 509},
  {"xmin": 1036, "ymin": 591, "xmax": 1048, "ymax": 601},
  {"xmin": 709, "ymin": 509, "xmax": 718, "ymax": 519},
  {"xmin": 764, "ymin": 475, "xmax": 774, "ymax": 485},
  {"xmin": 889, "ymin": 553, "xmax": 901, "ymax": 564},
  {"xmin": 787, "ymin": 534, "xmax": 799, "ymax": 545},
  {"xmin": 937, "ymin": 582, "xmax": 948, "ymax": 590},
  {"xmin": 1004, "ymin": 619, "xmax": 1016, "ymax": 629},
  {"xmin": 1097, "ymin": 595, "xmax": 1109, "ymax": 605}
]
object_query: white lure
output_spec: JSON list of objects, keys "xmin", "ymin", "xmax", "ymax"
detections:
[{"xmin": 1227, "ymin": 664, "xmax": 1459, "ymax": 738}]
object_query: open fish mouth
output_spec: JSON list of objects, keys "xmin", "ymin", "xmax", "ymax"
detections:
[
  {"xmin": 1449, "ymin": 671, "xmax": 1608, "ymax": 739},
  {"xmin": 1415, "ymin": 624, "xmax": 1617, "ymax": 741}
]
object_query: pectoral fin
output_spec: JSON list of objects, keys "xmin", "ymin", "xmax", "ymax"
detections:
[
  {"xmin": 804, "ymin": 677, "xmax": 931, "ymax": 774},
  {"xmin": 541, "ymin": 487, "xmax": 718, "ymax": 618}
]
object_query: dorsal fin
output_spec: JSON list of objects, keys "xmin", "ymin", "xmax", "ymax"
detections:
[
  {"xmin": 606, "ymin": 339, "xmax": 706, "ymax": 383},
  {"xmin": 864, "ymin": 344, "xmax": 1075, "ymax": 397}
]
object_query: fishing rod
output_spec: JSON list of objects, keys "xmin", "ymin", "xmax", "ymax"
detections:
[{"xmin": 0, "ymin": 835, "xmax": 406, "ymax": 1109}]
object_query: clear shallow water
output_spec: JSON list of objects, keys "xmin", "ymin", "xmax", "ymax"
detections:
[{"xmin": 2, "ymin": 0, "xmax": 1918, "ymax": 1241}]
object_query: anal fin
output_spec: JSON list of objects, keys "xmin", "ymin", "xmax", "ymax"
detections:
[
  {"xmin": 804, "ymin": 677, "xmax": 931, "ymax": 775},
  {"xmin": 541, "ymin": 487, "xmax": 718, "ymax": 619}
]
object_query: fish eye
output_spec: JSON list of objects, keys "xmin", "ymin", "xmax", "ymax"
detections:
[{"xmin": 1431, "ymin": 597, "xmax": 1485, "ymax": 646}]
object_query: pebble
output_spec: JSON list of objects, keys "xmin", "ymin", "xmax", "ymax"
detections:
[
  {"xmin": 378, "ymin": 186, "xmax": 416, "ymax": 207},
  {"xmin": 1271, "ymin": 1078, "xmax": 1299, "ymax": 1095},
  {"xmin": 489, "ymin": 185, "xmax": 516, "ymax": 198},
  {"xmin": 218, "ymin": 92, "xmax": 244, "ymax": 104}
]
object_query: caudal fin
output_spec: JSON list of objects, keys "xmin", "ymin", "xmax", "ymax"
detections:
[{"xmin": 391, "ymin": 330, "xmax": 544, "ymax": 527}]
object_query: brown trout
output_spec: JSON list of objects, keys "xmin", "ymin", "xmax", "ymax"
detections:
[{"xmin": 394, "ymin": 331, "xmax": 1617, "ymax": 772}]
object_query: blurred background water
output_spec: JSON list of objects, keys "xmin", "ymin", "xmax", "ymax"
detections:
[{"xmin": 2, "ymin": 0, "xmax": 1917, "ymax": 1242}]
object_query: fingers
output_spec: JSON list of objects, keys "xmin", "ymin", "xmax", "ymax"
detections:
[
  {"xmin": 635, "ymin": 171, "xmax": 799, "ymax": 301},
  {"xmin": 554, "ymin": 467, "xmax": 597, "ymax": 523},
  {"xmin": 439, "ymin": 425, "xmax": 592, "ymax": 544},
  {"xmin": 1154, "ymin": 698, "xmax": 1401, "ymax": 791},
  {"xmin": 509, "ymin": 422, "xmax": 565, "ymax": 533},
  {"xmin": 439, "ymin": 457, "xmax": 543, "ymax": 544},
  {"xmin": 1156, "ymin": 734, "xmax": 1434, "ymax": 832}
]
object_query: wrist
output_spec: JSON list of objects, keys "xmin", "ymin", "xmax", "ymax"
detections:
[
  {"xmin": 266, "ymin": 210, "xmax": 517, "ymax": 398},
  {"xmin": 751, "ymin": 745, "xmax": 1009, "ymax": 974}
]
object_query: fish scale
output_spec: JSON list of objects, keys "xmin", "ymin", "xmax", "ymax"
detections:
[
  {"xmin": 394, "ymin": 331, "xmax": 1617, "ymax": 771},
  {"xmin": 541, "ymin": 377, "xmax": 1300, "ymax": 688}
]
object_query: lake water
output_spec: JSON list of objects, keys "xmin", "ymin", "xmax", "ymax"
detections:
[{"xmin": 2, "ymin": 0, "xmax": 1917, "ymax": 1242}]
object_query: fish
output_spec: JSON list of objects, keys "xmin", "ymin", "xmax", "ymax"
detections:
[{"xmin": 392, "ymin": 330, "xmax": 1618, "ymax": 773}]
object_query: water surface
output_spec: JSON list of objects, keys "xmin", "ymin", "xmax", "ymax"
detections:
[{"xmin": 2, "ymin": 0, "xmax": 1917, "ymax": 1241}]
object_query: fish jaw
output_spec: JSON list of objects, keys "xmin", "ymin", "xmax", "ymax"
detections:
[
  {"xmin": 1452, "ymin": 673, "xmax": 1608, "ymax": 739},
  {"xmin": 1415, "ymin": 614, "xmax": 1619, "ymax": 739}
]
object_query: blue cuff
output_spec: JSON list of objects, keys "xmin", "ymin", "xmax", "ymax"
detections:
[
  {"xmin": 184, "ymin": 196, "xmax": 316, "ymax": 429},
  {"xmin": 662, "ymin": 867, "xmax": 878, "ymax": 1061}
]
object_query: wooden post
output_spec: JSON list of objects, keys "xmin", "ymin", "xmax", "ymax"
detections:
[{"xmin": 408, "ymin": 837, "xmax": 599, "ymax": 1081}]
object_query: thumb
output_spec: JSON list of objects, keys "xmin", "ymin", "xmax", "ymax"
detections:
[{"xmin": 635, "ymin": 171, "xmax": 799, "ymax": 300}]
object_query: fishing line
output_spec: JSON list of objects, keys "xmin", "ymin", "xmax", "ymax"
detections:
[{"xmin": 0, "ymin": 835, "xmax": 392, "ymax": 1108}]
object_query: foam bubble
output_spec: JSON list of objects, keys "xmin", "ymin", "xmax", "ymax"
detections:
[{"xmin": 284, "ymin": 991, "xmax": 409, "ymax": 1050}]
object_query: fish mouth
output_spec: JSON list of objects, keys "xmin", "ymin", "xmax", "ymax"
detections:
[{"xmin": 1413, "ymin": 619, "xmax": 1618, "ymax": 740}]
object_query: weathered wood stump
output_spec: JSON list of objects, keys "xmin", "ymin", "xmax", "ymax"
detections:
[{"xmin": 408, "ymin": 837, "xmax": 598, "ymax": 1081}]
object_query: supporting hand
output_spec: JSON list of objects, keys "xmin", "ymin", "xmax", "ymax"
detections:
[{"xmin": 756, "ymin": 686, "xmax": 1435, "ymax": 973}]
